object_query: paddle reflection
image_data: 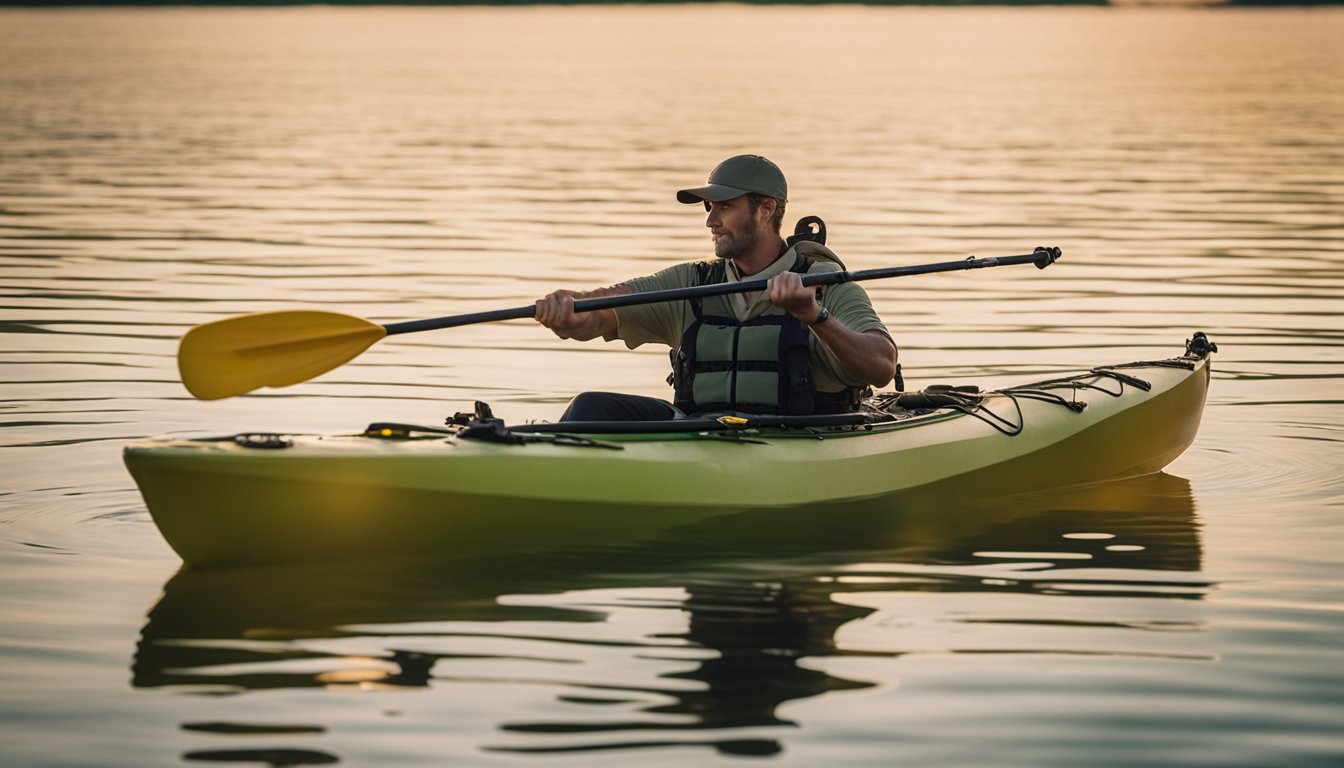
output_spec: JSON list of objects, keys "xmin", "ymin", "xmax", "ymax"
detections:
[{"xmin": 134, "ymin": 472, "xmax": 1205, "ymax": 758}]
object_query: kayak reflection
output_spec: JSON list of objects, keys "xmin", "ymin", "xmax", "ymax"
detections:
[{"xmin": 134, "ymin": 472, "xmax": 1206, "ymax": 757}]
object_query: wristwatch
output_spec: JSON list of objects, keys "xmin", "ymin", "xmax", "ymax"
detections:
[{"xmin": 810, "ymin": 307, "xmax": 830, "ymax": 326}]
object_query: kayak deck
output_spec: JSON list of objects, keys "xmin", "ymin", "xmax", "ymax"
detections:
[{"xmin": 124, "ymin": 335, "xmax": 1214, "ymax": 568}]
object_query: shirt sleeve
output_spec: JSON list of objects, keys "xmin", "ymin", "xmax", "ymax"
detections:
[
  {"xmin": 612, "ymin": 262, "xmax": 699, "ymax": 349},
  {"xmin": 809, "ymin": 261, "xmax": 892, "ymax": 341},
  {"xmin": 825, "ymin": 282, "xmax": 891, "ymax": 340}
]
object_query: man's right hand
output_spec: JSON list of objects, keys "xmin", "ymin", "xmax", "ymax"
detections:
[
  {"xmin": 535, "ymin": 289, "xmax": 584, "ymax": 338},
  {"xmin": 534, "ymin": 286, "xmax": 628, "ymax": 341}
]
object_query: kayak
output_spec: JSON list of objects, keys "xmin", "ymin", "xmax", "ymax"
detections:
[{"xmin": 124, "ymin": 333, "xmax": 1215, "ymax": 569}]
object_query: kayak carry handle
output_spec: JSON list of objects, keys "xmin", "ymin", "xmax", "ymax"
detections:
[{"xmin": 1186, "ymin": 332, "xmax": 1218, "ymax": 358}]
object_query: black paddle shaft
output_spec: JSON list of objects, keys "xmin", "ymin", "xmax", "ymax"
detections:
[{"xmin": 383, "ymin": 246, "xmax": 1061, "ymax": 336}]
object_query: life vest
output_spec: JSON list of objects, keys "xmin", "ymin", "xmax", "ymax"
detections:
[{"xmin": 668, "ymin": 241, "xmax": 864, "ymax": 416}]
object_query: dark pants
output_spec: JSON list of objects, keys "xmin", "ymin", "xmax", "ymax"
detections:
[{"xmin": 560, "ymin": 391, "xmax": 679, "ymax": 422}]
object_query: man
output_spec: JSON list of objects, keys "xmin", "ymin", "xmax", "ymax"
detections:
[{"xmin": 535, "ymin": 154, "xmax": 898, "ymax": 421}]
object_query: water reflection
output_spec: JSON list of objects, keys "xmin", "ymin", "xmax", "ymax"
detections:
[
  {"xmin": 135, "ymin": 473, "xmax": 1206, "ymax": 759},
  {"xmin": 181, "ymin": 748, "xmax": 338, "ymax": 767}
]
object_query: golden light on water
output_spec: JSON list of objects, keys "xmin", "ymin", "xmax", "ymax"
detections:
[{"xmin": 1, "ymin": 5, "xmax": 1342, "ymax": 767}]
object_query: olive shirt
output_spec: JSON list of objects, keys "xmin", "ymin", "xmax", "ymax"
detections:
[{"xmin": 612, "ymin": 247, "xmax": 894, "ymax": 394}]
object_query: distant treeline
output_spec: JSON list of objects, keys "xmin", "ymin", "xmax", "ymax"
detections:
[{"xmin": 2, "ymin": 0, "xmax": 1340, "ymax": 7}]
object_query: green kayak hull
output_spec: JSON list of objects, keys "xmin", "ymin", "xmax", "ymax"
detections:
[{"xmin": 124, "ymin": 342, "xmax": 1212, "ymax": 568}]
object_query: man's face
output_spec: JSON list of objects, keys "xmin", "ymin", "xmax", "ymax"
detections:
[{"xmin": 705, "ymin": 196, "xmax": 765, "ymax": 261}]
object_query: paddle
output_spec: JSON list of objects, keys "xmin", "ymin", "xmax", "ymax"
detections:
[{"xmin": 178, "ymin": 246, "xmax": 1061, "ymax": 400}]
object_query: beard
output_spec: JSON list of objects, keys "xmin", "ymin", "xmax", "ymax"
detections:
[{"xmin": 713, "ymin": 221, "xmax": 761, "ymax": 261}]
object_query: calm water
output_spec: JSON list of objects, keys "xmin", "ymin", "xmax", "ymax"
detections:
[{"xmin": 2, "ymin": 6, "xmax": 1342, "ymax": 766}]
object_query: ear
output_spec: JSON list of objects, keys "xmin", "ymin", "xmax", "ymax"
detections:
[{"xmin": 755, "ymin": 197, "xmax": 777, "ymax": 224}]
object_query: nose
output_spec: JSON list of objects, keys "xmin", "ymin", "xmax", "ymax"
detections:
[{"xmin": 704, "ymin": 204, "xmax": 719, "ymax": 228}]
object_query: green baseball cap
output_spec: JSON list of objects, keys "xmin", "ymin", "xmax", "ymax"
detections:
[{"xmin": 676, "ymin": 154, "xmax": 788, "ymax": 204}]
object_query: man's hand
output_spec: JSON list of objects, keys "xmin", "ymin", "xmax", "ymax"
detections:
[
  {"xmin": 767, "ymin": 271, "xmax": 897, "ymax": 387},
  {"xmin": 534, "ymin": 286, "xmax": 628, "ymax": 341},
  {"xmin": 766, "ymin": 271, "xmax": 823, "ymax": 324},
  {"xmin": 535, "ymin": 289, "xmax": 583, "ymax": 338}
]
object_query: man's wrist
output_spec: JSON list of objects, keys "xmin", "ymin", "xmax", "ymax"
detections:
[{"xmin": 807, "ymin": 306, "xmax": 830, "ymax": 327}]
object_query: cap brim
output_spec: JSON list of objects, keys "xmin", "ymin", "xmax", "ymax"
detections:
[{"xmin": 676, "ymin": 183, "xmax": 751, "ymax": 204}]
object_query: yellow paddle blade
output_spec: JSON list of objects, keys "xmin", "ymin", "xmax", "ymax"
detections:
[{"xmin": 178, "ymin": 310, "xmax": 387, "ymax": 400}]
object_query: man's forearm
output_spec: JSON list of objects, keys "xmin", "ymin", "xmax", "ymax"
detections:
[{"xmin": 811, "ymin": 323, "xmax": 899, "ymax": 388}]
